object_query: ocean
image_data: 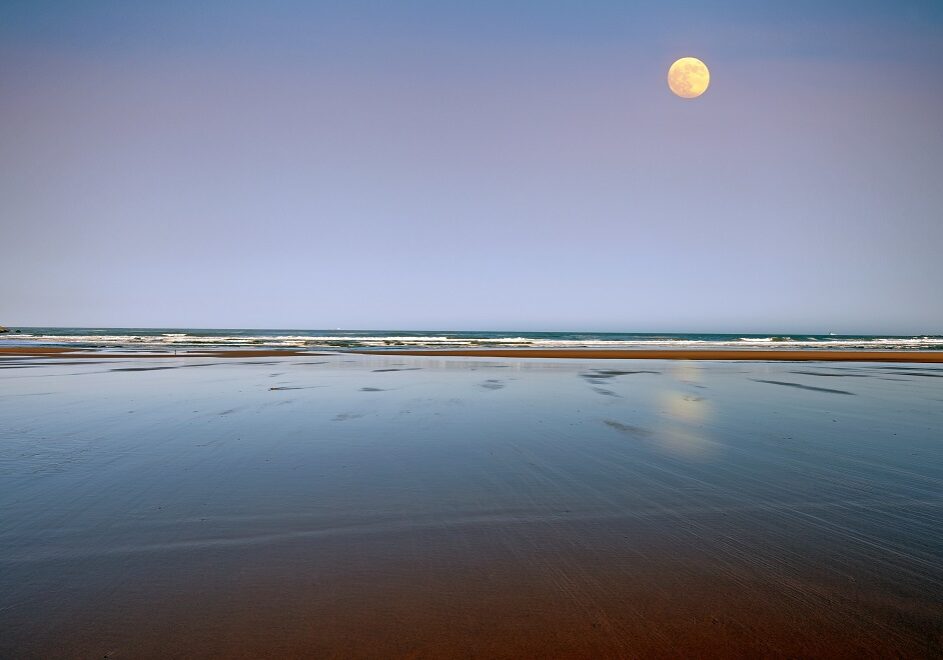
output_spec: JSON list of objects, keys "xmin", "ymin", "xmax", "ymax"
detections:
[{"xmin": 2, "ymin": 327, "xmax": 942, "ymax": 350}]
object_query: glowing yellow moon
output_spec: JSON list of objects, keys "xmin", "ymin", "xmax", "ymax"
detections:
[{"xmin": 667, "ymin": 57, "xmax": 710, "ymax": 99}]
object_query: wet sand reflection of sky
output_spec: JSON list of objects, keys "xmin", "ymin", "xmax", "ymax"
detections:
[{"xmin": 1, "ymin": 354, "xmax": 942, "ymax": 657}]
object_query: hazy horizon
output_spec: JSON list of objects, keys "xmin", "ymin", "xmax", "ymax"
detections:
[
  {"xmin": 5, "ymin": 325, "xmax": 941, "ymax": 338},
  {"xmin": 2, "ymin": 1, "xmax": 942, "ymax": 334}
]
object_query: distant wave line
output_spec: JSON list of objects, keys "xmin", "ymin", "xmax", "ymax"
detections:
[{"xmin": 3, "ymin": 330, "xmax": 943, "ymax": 351}]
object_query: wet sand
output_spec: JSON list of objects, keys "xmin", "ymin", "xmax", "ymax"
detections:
[
  {"xmin": 0, "ymin": 346, "xmax": 323, "ymax": 358},
  {"xmin": 2, "ymin": 345, "xmax": 943, "ymax": 362},
  {"xmin": 1, "ymin": 354, "xmax": 941, "ymax": 657},
  {"xmin": 353, "ymin": 348, "xmax": 943, "ymax": 363}
]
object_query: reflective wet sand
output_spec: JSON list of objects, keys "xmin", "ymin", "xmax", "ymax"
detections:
[{"xmin": 1, "ymin": 355, "xmax": 941, "ymax": 658}]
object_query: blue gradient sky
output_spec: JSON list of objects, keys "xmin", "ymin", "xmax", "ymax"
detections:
[{"xmin": 2, "ymin": 1, "xmax": 941, "ymax": 333}]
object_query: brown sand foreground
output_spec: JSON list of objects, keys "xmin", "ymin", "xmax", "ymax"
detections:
[
  {"xmin": 2, "ymin": 345, "xmax": 943, "ymax": 362},
  {"xmin": 1, "ymin": 354, "xmax": 942, "ymax": 657}
]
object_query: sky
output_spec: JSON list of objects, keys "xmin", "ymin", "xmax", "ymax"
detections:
[{"xmin": 1, "ymin": 0, "xmax": 942, "ymax": 333}]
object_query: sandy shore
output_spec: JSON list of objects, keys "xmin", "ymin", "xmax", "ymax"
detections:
[
  {"xmin": 0, "ymin": 358, "xmax": 943, "ymax": 659},
  {"xmin": 2, "ymin": 346, "xmax": 942, "ymax": 362},
  {"xmin": 353, "ymin": 348, "xmax": 943, "ymax": 362},
  {"xmin": 0, "ymin": 347, "xmax": 324, "ymax": 358},
  {"xmin": 2, "ymin": 354, "xmax": 941, "ymax": 657}
]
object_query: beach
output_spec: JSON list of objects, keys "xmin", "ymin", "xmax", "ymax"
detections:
[
  {"xmin": 1, "ymin": 351, "xmax": 941, "ymax": 657},
  {"xmin": 3, "ymin": 345, "xmax": 943, "ymax": 362},
  {"xmin": 357, "ymin": 348, "xmax": 943, "ymax": 362},
  {"xmin": 5, "ymin": 0, "xmax": 943, "ymax": 656}
]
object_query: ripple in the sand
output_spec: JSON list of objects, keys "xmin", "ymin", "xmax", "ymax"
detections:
[
  {"xmin": 332, "ymin": 412, "xmax": 365, "ymax": 421},
  {"xmin": 110, "ymin": 366, "xmax": 178, "ymax": 372},
  {"xmin": 581, "ymin": 369, "xmax": 660, "ymax": 385},
  {"xmin": 269, "ymin": 385, "xmax": 325, "ymax": 391},
  {"xmin": 874, "ymin": 365, "xmax": 943, "ymax": 372},
  {"xmin": 604, "ymin": 419, "xmax": 652, "ymax": 437},
  {"xmin": 372, "ymin": 367, "xmax": 422, "ymax": 372},
  {"xmin": 789, "ymin": 370, "xmax": 872, "ymax": 378},
  {"xmin": 592, "ymin": 387, "xmax": 620, "ymax": 397},
  {"xmin": 750, "ymin": 379, "xmax": 855, "ymax": 395}
]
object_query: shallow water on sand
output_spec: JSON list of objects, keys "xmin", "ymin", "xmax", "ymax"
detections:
[{"xmin": 1, "ymin": 355, "xmax": 942, "ymax": 658}]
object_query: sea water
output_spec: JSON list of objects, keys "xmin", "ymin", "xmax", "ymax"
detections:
[{"xmin": 3, "ymin": 327, "xmax": 943, "ymax": 351}]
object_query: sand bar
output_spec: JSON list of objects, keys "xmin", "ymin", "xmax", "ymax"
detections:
[
  {"xmin": 354, "ymin": 348, "xmax": 943, "ymax": 362},
  {"xmin": 0, "ymin": 347, "xmax": 326, "ymax": 358},
  {"xmin": 2, "ymin": 346, "xmax": 942, "ymax": 362}
]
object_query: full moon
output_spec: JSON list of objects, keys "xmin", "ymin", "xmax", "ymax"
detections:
[{"xmin": 667, "ymin": 57, "xmax": 710, "ymax": 99}]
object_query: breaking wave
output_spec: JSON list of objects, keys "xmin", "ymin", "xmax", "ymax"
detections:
[{"xmin": 3, "ymin": 328, "xmax": 943, "ymax": 352}]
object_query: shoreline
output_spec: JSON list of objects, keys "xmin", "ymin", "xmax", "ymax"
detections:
[
  {"xmin": 356, "ymin": 349, "xmax": 943, "ymax": 362},
  {"xmin": 0, "ymin": 347, "xmax": 324, "ymax": 358},
  {"xmin": 1, "ymin": 346, "xmax": 943, "ymax": 362}
]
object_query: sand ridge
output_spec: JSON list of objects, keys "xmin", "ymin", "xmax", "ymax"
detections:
[{"xmin": 2, "ymin": 346, "xmax": 943, "ymax": 362}]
